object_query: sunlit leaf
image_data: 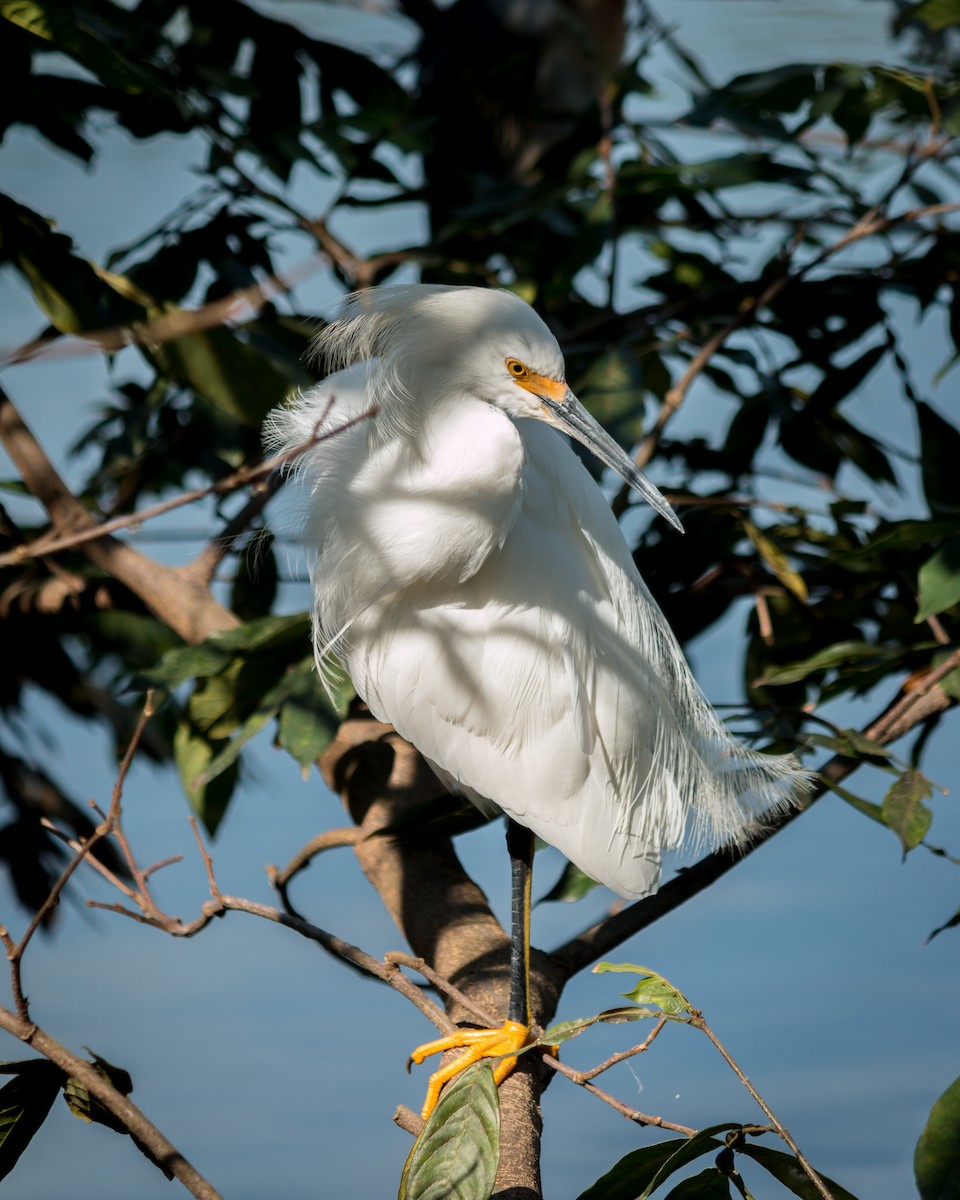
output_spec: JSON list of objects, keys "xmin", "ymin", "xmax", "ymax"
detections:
[
  {"xmin": 881, "ymin": 770, "xmax": 933, "ymax": 855},
  {"xmin": 916, "ymin": 538, "xmax": 960, "ymax": 622},
  {"xmin": 915, "ymin": 1074, "xmax": 960, "ymax": 1200},
  {"xmin": 399, "ymin": 1064, "xmax": 499, "ymax": 1200},
  {"xmin": 593, "ymin": 963, "xmax": 693, "ymax": 1016},
  {"xmin": 913, "ymin": 0, "xmax": 960, "ymax": 30},
  {"xmin": 741, "ymin": 519, "xmax": 808, "ymax": 601},
  {"xmin": 541, "ymin": 1006, "xmax": 663, "ymax": 1047},
  {"xmin": 173, "ymin": 720, "xmax": 239, "ymax": 835}
]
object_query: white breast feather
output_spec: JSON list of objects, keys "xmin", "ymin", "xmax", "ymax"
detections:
[{"xmin": 269, "ymin": 378, "xmax": 803, "ymax": 899}]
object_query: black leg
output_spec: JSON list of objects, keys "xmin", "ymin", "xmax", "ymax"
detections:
[{"xmin": 506, "ymin": 818, "xmax": 534, "ymax": 1026}]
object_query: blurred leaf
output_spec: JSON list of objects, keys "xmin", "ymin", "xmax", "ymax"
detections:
[
  {"xmin": 926, "ymin": 906, "xmax": 960, "ymax": 943},
  {"xmin": 912, "ymin": 0, "xmax": 960, "ymax": 30},
  {"xmin": 917, "ymin": 403, "xmax": 960, "ymax": 515},
  {"xmin": 0, "ymin": 193, "xmax": 146, "ymax": 333},
  {"xmin": 808, "ymin": 729, "xmax": 894, "ymax": 761},
  {"xmin": 756, "ymin": 642, "xmax": 887, "ymax": 687},
  {"xmin": 915, "ymin": 1074, "xmax": 960, "ymax": 1200},
  {"xmin": 881, "ymin": 770, "xmax": 933, "ymax": 855},
  {"xmin": 64, "ymin": 1053, "xmax": 132, "ymax": 1130},
  {"xmin": 231, "ymin": 535, "xmax": 278, "ymax": 622},
  {"xmin": 150, "ymin": 318, "xmax": 296, "ymax": 425},
  {"xmin": 1, "ymin": 0, "xmax": 162, "ymax": 94},
  {"xmin": 740, "ymin": 1144, "xmax": 860, "ymax": 1200},
  {"xmin": 820, "ymin": 777, "xmax": 885, "ymax": 825},
  {"xmin": 173, "ymin": 720, "xmax": 239, "ymax": 835},
  {"xmin": 916, "ymin": 538, "xmax": 960, "ymax": 622},
  {"xmin": 276, "ymin": 660, "xmax": 343, "ymax": 769},
  {"xmin": 741, "ymin": 519, "xmax": 808, "ymax": 600},
  {"xmin": 539, "ymin": 861, "xmax": 600, "ymax": 903},
  {"xmin": 594, "ymin": 963, "xmax": 692, "ymax": 1015},
  {"xmin": 399, "ymin": 1064, "xmax": 499, "ymax": 1200},
  {"xmin": 0, "ymin": 1061, "xmax": 63, "ymax": 1181}
]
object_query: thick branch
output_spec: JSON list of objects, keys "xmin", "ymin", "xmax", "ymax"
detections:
[
  {"xmin": 0, "ymin": 387, "xmax": 236, "ymax": 644},
  {"xmin": 319, "ymin": 709, "xmax": 564, "ymax": 1199}
]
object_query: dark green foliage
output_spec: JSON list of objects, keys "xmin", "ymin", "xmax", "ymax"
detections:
[{"xmin": 0, "ymin": 4, "xmax": 958, "ymax": 1193}]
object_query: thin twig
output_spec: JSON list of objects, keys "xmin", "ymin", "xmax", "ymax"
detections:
[
  {"xmin": 267, "ymin": 826, "xmax": 360, "ymax": 890},
  {"xmin": 5, "ymin": 693, "xmax": 156, "ymax": 1019},
  {"xmin": 692, "ymin": 1013, "xmax": 834, "ymax": 1200},
  {"xmin": 384, "ymin": 952, "xmax": 496, "ymax": 1029},
  {"xmin": 541, "ymin": 1050, "xmax": 696, "ymax": 1135},
  {"xmin": 566, "ymin": 1018, "xmax": 668, "ymax": 1082},
  {"xmin": 0, "ymin": 407, "xmax": 377, "ymax": 570}
]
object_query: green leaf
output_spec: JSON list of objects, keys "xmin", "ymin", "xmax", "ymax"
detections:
[
  {"xmin": 933, "ymin": 650, "xmax": 960, "ymax": 702},
  {"xmin": 276, "ymin": 661, "xmax": 342, "ymax": 769},
  {"xmin": 539, "ymin": 861, "xmax": 600, "ymax": 903},
  {"xmin": 915, "ymin": 1075, "xmax": 960, "ymax": 1200},
  {"xmin": 926, "ymin": 906, "xmax": 960, "ymax": 944},
  {"xmin": 541, "ymin": 1006, "xmax": 665, "ymax": 1048},
  {"xmin": 0, "ymin": 1061, "xmax": 64, "ymax": 1181},
  {"xmin": 916, "ymin": 538, "xmax": 960, "ymax": 622},
  {"xmin": 399, "ymin": 1064, "xmax": 499, "ymax": 1200},
  {"xmin": 740, "ymin": 1144, "xmax": 861, "ymax": 1200},
  {"xmin": 64, "ymin": 1052, "xmax": 132, "ymax": 1131},
  {"xmin": 577, "ymin": 1131, "xmax": 739, "ymax": 1200},
  {"xmin": 881, "ymin": 770, "xmax": 933, "ymax": 855},
  {"xmin": 663, "ymin": 1169, "xmax": 732, "ymax": 1199},
  {"xmin": 756, "ymin": 643, "xmax": 886, "ymax": 687},
  {"xmin": 809, "ymin": 729, "xmax": 895, "ymax": 763},
  {"xmin": 173, "ymin": 720, "xmax": 239, "ymax": 835},
  {"xmin": 913, "ymin": 0, "xmax": 960, "ymax": 31},
  {"xmin": 1, "ymin": 0, "xmax": 161, "ymax": 93},
  {"xmin": 819, "ymin": 776, "xmax": 885, "ymax": 825},
  {"xmin": 594, "ymin": 963, "xmax": 693, "ymax": 1016}
]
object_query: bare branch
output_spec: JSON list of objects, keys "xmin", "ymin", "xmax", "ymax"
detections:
[
  {"xmin": 268, "ymin": 826, "xmax": 360, "ymax": 891},
  {"xmin": 552, "ymin": 665, "xmax": 957, "ymax": 977},
  {"xmin": 692, "ymin": 1013, "xmax": 834, "ymax": 1200},
  {"xmin": 541, "ymin": 1050, "xmax": 696, "ymax": 1135},
  {"xmin": 0, "ymin": 387, "xmax": 237, "ymax": 643},
  {"xmin": 0, "ymin": 1004, "xmax": 222, "ymax": 1200}
]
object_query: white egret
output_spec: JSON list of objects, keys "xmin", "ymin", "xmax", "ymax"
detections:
[{"xmin": 265, "ymin": 284, "xmax": 804, "ymax": 1115}]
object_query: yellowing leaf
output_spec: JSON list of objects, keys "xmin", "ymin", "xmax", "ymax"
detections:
[{"xmin": 741, "ymin": 519, "xmax": 808, "ymax": 601}]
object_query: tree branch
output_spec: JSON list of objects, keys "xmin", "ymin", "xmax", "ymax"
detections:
[
  {"xmin": 0, "ymin": 387, "xmax": 236, "ymax": 643},
  {"xmin": 551, "ymin": 666, "xmax": 956, "ymax": 977},
  {"xmin": 0, "ymin": 1005, "xmax": 223, "ymax": 1200}
]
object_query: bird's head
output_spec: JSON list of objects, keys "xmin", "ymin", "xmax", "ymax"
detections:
[{"xmin": 313, "ymin": 285, "xmax": 682, "ymax": 532}]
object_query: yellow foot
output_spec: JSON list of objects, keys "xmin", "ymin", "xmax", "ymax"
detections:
[{"xmin": 409, "ymin": 1019, "xmax": 532, "ymax": 1119}]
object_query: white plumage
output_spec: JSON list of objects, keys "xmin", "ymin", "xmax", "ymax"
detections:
[{"xmin": 265, "ymin": 285, "xmax": 803, "ymax": 899}]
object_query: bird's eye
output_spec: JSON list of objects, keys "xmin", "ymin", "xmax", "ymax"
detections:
[{"xmin": 506, "ymin": 358, "xmax": 528, "ymax": 379}]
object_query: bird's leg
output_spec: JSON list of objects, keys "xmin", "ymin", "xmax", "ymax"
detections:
[{"xmin": 409, "ymin": 819, "xmax": 536, "ymax": 1119}]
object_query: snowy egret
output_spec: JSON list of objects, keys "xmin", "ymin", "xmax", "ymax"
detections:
[{"xmin": 266, "ymin": 284, "xmax": 803, "ymax": 1115}]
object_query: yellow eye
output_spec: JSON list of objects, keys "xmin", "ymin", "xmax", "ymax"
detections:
[{"xmin": 506, "ymin": 358, "xmax": 528, "ymax": 379}]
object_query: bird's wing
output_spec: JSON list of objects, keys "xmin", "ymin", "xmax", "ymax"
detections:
[
  {"xmin": 347, "ymin": 419, "xmax": 801, "ymax": 899},
  {"xmin": 344, "ymin": 420, "xmax": 679, "ymax": 897}
]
